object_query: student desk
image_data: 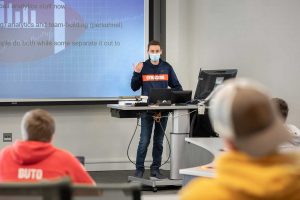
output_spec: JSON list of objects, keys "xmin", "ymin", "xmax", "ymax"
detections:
[{"xmin": 179, "ymin": 138, "xmax": 224, "ymax": 185}]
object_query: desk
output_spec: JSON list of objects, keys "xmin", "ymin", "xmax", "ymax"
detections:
[
  {"xmin": 179, "ymin": 138, "xmax": 300, "ymax": 185},
  {"xmin": 184, "ymin": 138, "xmax": 224, "ymax": 156},
  {"xmin": 179, "ymin": 138, "xmax": 224, "ymax": 184},
  {"xmin": 108, "ymin": 104, "xmax": 197, "ymax": 190}
]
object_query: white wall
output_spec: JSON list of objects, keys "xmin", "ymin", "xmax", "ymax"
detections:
[
  {"xmin": 167, "ymin": 0, "xmax": 300, "ymax": 126},
  {"xmin": 166, "ymin": 0, "xmax": 190, "ymax": 90}
]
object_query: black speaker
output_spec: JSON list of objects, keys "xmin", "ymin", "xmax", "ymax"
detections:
[{"xmin": 190, "ymin": 111, "xmax": 218, "ymax": 137}]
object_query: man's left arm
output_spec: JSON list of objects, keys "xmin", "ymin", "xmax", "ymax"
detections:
[
  {"xmin": 66, "ymin": 154, "xmax": 96, "ymax": 185},
  {"xmin": 168, "ymin": 66, "xmax": 183, "ymax": 91}
]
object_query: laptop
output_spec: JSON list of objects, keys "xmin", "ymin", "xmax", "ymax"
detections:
[{"xmin": 148, "ymin": 88, "xmax": 172, "ymax": 106}]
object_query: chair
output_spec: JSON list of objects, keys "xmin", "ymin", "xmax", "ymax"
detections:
[
  {"xmin": 0, "ymin": 178, "xmax": 71, "ymax": 200},
  {"xmin": 0, "ymin": 178, "xmax": 141, "ymax": 200},
  {"xmin": 72, "ymin": 182, "xmax": 141, "ymax": 200}
]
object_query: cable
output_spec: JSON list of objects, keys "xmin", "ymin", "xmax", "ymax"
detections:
[
  {"xmin": 126, "ymin": 112, "xmax": 172, "ymax": 168},
  {"xmin": 127, "ymin": 117, "xmax": 140, "ymax": 166},
  {"xmin": 127, "ymin": 110, "xmax": 197, "ymax": 168}
]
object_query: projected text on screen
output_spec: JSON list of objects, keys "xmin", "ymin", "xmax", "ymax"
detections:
[{"xmin": 0, "ymin": 0, "xmax": 145, "ymax": 100}]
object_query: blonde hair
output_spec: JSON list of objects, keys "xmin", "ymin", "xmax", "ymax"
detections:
[{"xmin": 21, "ymin": 109, "xmax": 55, "ymax": 142}]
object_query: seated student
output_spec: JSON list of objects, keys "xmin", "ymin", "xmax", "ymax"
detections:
[
  {"xmin": 272, "ymin": 97, "xmax": 300, "ymax": 136},
  {"xmin": 0, "ymin": 109, "xmax": 95, "ymax": 185},
  {"xmin": 180, "ymin": 79, "xmax": 300, "ymax": 200}
]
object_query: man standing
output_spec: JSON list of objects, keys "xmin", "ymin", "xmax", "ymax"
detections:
[
  {"xmin": 0, "ymin": 109, "xmax": 95, "ymax": 185},
  {"xmin": 131, "ymin": 40, "xmax": 182, "ymax": 179}
]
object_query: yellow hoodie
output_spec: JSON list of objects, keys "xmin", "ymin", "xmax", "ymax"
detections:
[{"xmin": 180, "ymin": 151, "xmax": 300, "ymax": 200}]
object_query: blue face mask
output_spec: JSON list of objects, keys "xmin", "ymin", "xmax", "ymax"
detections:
[{"xmin": 149, "ymin": 53, "xmax": 160, "ymax": 62}]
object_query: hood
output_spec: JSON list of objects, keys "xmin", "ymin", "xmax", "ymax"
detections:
[
  {"xmin": 216, "ymin": 151, "xmax": 300, "ymax": 198},
  {"xmin": 11, "ymin": 140, "xmax": 56, "ymax": 165}
]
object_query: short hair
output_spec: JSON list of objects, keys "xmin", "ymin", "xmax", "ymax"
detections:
[
  {"xmin": 21, "ymin": 109, "xmax": 55, "ymax": 142},
  {"xmin": 272, "ymin": 98, "xmax": 289, "ymax": 121},
  {"xmin": 147, "ymin": 40, "xmax": 161, "ymax": 50}
]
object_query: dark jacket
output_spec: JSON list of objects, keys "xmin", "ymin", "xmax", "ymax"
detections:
[{"xmin": 131, "ymin": 59, "xmax": 182, "ymax": 96}]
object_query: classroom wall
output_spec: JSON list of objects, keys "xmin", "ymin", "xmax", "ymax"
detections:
[
  {"xmin": 0, "ymin": 0, "xmax": 299, "ymax": 171},
  {"xmin": 167, "ymin": 0, "xmax": 300, "ymax": 126}
]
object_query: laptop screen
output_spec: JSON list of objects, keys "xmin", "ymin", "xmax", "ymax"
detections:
[{"xmin": 148, "ymin": 88, "xmax": 172, "ymax": 105}]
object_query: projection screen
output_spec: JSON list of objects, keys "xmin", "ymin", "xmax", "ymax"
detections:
[{"xmin": 0, "ymin": 0, "xmax": 148, "ymax": 105}]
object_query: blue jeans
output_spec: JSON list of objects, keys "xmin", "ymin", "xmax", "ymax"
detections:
[{"xmin": 136, "ymin": 112, "xmax": 168, "ymax": 171}]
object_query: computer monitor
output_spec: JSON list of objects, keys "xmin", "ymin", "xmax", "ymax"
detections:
[
  {"xmin": 148, "ymin": 88, "xmax": 172, "ymax": 105},
  {"xmin": 194, "ymin": 69, "xmax": 238, "ymax": 100},
  {"xmin": 171, "ymin": 90, "xmax": 192, "ymax": 105}
]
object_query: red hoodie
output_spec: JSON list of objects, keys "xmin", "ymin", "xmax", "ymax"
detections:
[{"xmin": 0, "ymin": 140, "xmax": 95, "ymax": 185}]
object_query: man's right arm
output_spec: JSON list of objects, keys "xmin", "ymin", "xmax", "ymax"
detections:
[{"xmin": 130, "ymin": 62, "xmax": 143, "ymax": 91}]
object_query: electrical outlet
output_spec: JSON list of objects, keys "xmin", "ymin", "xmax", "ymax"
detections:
[
  {"xmin": 3, "ymin": 133, "xmax": 12, "ymax": 142},
  {"xmin": 197, "ymin": 103, "xmax": 205, "ymax": 115},
  {"xmin": 76, "ymin": 156, "xmax": 85, "ymax": 165}
]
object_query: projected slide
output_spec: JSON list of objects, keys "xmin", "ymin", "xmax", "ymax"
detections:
[{"xmin": 0, "ymin": 0, "xmax": 145, "ymax": 100}]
